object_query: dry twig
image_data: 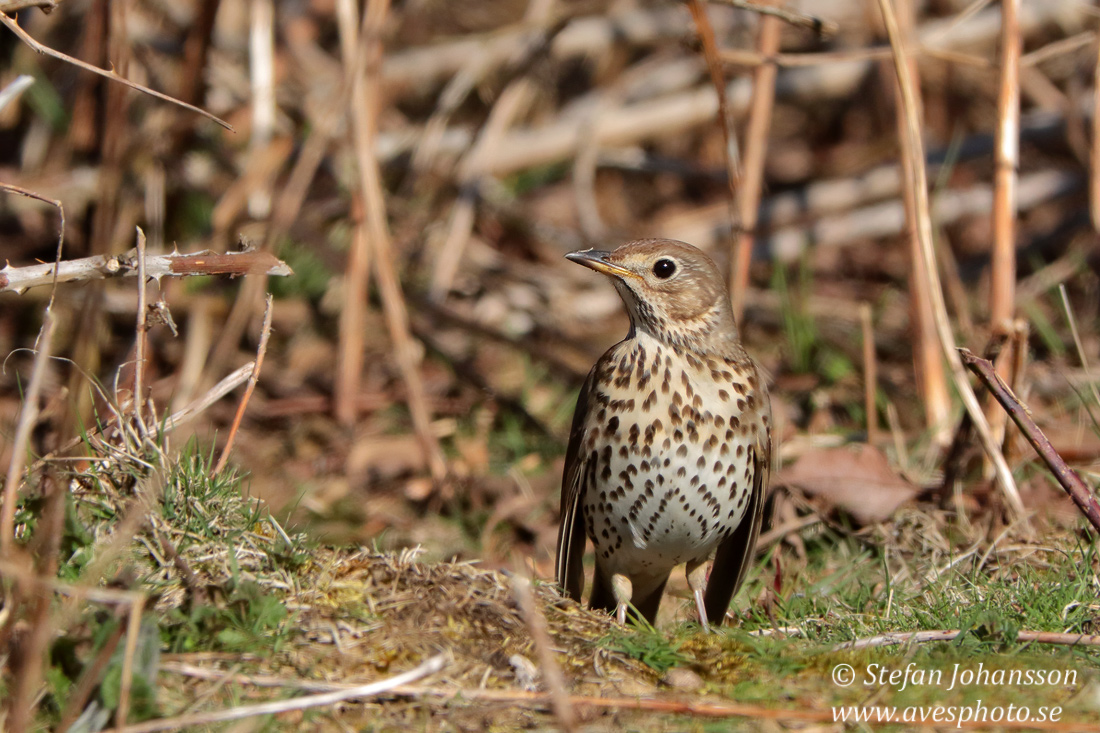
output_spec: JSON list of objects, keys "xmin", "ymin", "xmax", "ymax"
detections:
[
  {"xmin": 960, "ymin": 349, "xmax": 1100, "ymax": 533},
  {"xmin": 0, "ymin": 12, "xmax": 232, "ymax": 130},
  {"xmin": 837, "ymin": 628, "xmax": 1100, "ymax": 651},
  {"xmin": 116, "ymin": 655, "xmax": 448, "ymax": 733},
  {"xmin": 512, "ymin": 573, "xmax": 575, "ymax": 731},
  {"xmin": 0, "ymin": 249, "xmax": 292, "ymax": 294}
]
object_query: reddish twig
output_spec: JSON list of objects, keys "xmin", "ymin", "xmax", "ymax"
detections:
[
  {"xmin": 959, "ymin": 348, "xmax": 1100, "ymax": 533},
  {"xmin": 212, "ymin": 295, "xmax": 274, "ymax": 478}
]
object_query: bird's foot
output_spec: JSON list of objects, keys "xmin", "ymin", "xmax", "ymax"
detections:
[
  {"xmin": 686, "ymin": 561, "xmax": 712, "ymax": 633},
  {"xmin": 692, "ymin": 588, "xmax": 711, "ymax": 633},
  {"xmin": 611, "ymin": 573, "xmax": 633, "ymax": 625}
]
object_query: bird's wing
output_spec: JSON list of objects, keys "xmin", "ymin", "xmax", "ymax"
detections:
[
  {"xmin": 703, "ymin": 414, "xmax": 771, "ymax": 625},
  {"xmin": 555, "ymin": 365, "xmax": 597, "ymax": 602}
]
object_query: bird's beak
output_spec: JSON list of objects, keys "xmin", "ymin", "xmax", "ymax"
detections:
[{"xmin": 565, "ymin": 249, "xmax": 638, "ymax": 280}]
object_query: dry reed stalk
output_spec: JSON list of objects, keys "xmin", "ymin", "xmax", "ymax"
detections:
[
  {"xmin": 986, "ymin": 0, "xmax": 1022, "ymax": 469},
  {"xmin": 0, "ymin": 310, "xmax": 56, "ymax": 553},
  {"xmin": 990, "ymin": 0, "xmax": 1021, "ymax": 327},
  {"xmin": 133, "ymin": 227, "xmax": 149, "ymax": 438},
  {"xmin": 175, "ymin": 0, "xmax": 219, "ymax": 107},
  {"xmin": 512, "ymin": 573, "xmax": 575, "ymax": 731},
  {"xmin": 343, "ymin": 0, "xmax": 448, "ymax": 481},
  {"xmin": 370, "ymin": 4, "xmax": 1086, "ymax": 175},
  {"xmin": 333, "ymin": 0, "xmax": 377, "ymax": 428},
  {"xmin": 876, "ymin": 0, "xmax": 1025, "ymax": 519},
  {"xmin": 730, "ymin": 9, "xmax": 781, "ymax": 322},
  {"xmin": 248, "ymin": 0, "xmax": 276, "ymax": 218},
  {"xmin": 1092, "ymin": 39, "xmax": 1100, "ymax": 232},
  {"xmin": 1001, "ymin": 319, "xmax": 1029, "ymax": 467},
  {"xmin": 860, "ymin": 303, "xmax": 880, "ymax": 446},
  {"xmin": 687, "ymin": 0, "xmax": 740, "ymax": 297},
  {"xmin": 115, "ymin": 594, "xmax": 147, "ymax": 729},
  {"xmin": 890, "ymin": 0, "xmax": 951, "ymax": 441},
  {"xmin": 336, "ymin": 194, "xmax": 371, "ymax": 426}
]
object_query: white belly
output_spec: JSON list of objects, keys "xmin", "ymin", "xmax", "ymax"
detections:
[{"xmin": 580, "ymin": 333, "xmax": 763, "ymax": 583}]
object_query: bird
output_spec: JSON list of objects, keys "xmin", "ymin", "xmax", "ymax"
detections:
[{"xmin": 555, "ymin": 239, "xmax": 771, "ymax": 630}]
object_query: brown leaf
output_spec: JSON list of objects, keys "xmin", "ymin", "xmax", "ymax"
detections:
[{"xmin": 778, "ymin": 444, "xmax": 916, "ymax": 525}]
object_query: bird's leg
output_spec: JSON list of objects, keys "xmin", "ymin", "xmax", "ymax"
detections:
[
  {"xmin": 611, "ymin": 573, "xmax": 633, "ymax": 625},
  {"xmin": 686, "ymin": 560, "xmax": 711, "ymax": 632}
]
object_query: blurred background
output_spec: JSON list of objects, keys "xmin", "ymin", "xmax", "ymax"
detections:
[{"xmin": 2, "ymin": 0, "xmax": 1099, "ymax": 580}]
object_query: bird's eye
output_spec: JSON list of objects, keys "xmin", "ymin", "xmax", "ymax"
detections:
[{"xmin": 652, "ymin": 258, "xmax": 676, "ymax": 279}]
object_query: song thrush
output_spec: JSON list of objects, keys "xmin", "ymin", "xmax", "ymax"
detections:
[{"xmin": 555, "ymin": 239, "xmax": 771, "ymax": 630}]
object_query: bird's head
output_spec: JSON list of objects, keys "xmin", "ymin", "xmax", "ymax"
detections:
[{"xmin": 566, "ymin": 239, "xmax": 739, "ymax": 352}]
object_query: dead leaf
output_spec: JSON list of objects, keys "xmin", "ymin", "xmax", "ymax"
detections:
[{"xmin": 777, "ymin": 444, "xmax": 917, "ymax": 525}]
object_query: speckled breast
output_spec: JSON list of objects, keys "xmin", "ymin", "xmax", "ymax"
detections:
[{"xmin": 579, "ymin": 332, "xmax": 768, "ymax": 579}]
